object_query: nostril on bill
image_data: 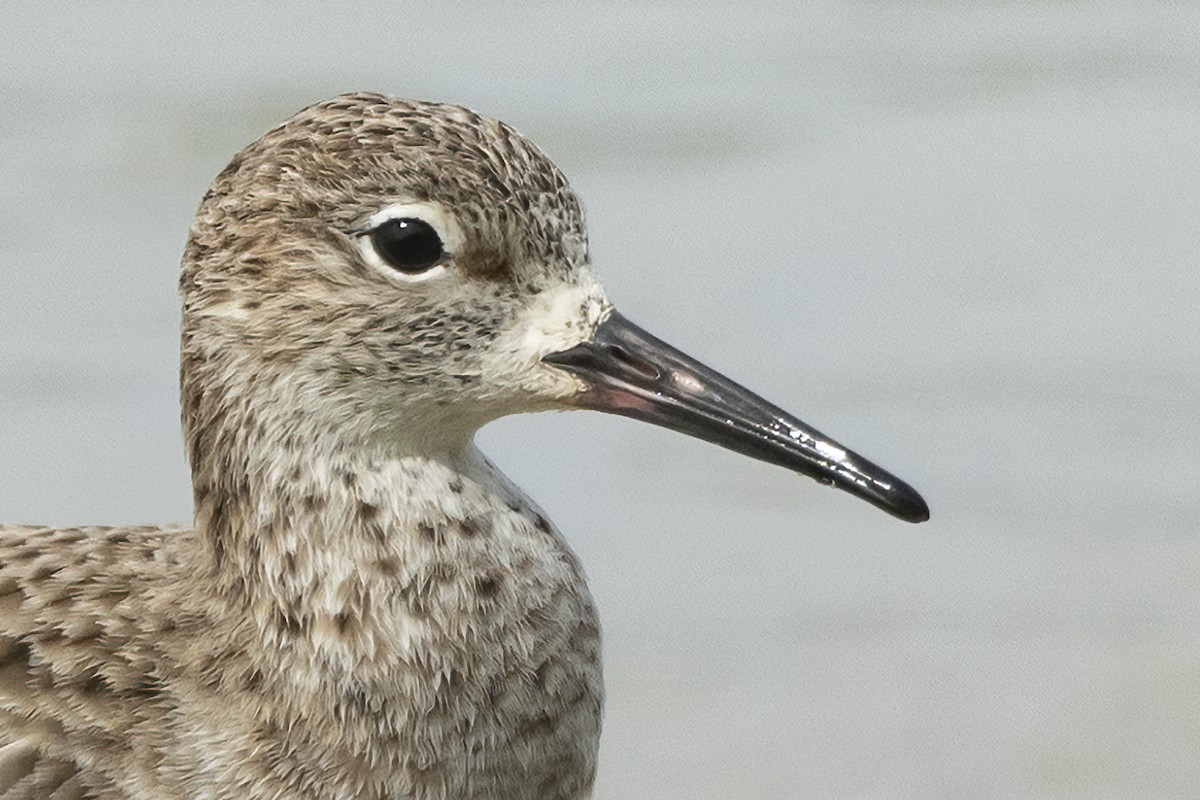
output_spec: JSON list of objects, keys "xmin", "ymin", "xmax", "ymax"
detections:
[{"xmin": 606, "ymin": 344, "xmax": 660, "ymax": 381}]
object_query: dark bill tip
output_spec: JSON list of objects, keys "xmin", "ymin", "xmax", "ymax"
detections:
[{"xmin": 543, "ymin": 311, "xmax": 929, "ymax": 523}]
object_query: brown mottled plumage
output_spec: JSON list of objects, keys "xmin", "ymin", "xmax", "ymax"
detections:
[
  {"xmin": 2, "ymin": 94, "xmax": 608, "ymax": 800},
  {"xmin": 0, "ymin": 90, "xmax": 930, "ymax": 800}
]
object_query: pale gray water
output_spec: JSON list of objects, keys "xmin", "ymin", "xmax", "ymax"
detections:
[{"xmin": 3, "ymin": 2, "xmax": 1199, "ymax": 797}]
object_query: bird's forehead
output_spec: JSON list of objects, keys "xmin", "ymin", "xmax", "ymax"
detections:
[{"xmin": 223, "ymin": 93, "xmax": 588, "ymax": 273}]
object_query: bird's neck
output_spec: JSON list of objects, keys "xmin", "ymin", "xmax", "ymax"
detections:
[
  {"xmin": 182, "ymin": 365, "xmax": 490, "ymax": 610},
  {"xmin": 176, "ymin": 427, "xmax": 602, "ymax": 799},
  {"xmin": 194, "ymin": 431, "xmax": 476, "ymax": 564},
  {"xmin": 184, "ymin": 434, "xmax": 587, "ymax": 686}
]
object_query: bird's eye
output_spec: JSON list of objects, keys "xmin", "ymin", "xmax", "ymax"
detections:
[{"xmin": 370, "ymin": 218, "xmax": 446, "ymax": 273}]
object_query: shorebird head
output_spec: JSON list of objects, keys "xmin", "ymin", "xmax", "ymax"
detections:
[{"xmin": 182, "ymin": 92, "xmax": 927, "ymax": 522}]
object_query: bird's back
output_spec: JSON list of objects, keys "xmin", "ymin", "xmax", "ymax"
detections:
[{"xmin": 0, "ymin": 525, "xmax": 189, "ymax": 799}]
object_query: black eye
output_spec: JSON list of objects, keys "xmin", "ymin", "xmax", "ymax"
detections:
[{"xmin": 369, "ymin": 218, "xmax": 446, "ymax": 274}]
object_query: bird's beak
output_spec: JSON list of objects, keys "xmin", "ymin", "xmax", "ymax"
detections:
[{"xmin": 542, "ymin": 311, "xmax": 929, "ymax": 523}]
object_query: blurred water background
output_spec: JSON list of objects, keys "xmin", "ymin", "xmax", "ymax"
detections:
[{"xmin": 3, "ymin": 2, "xmax": 1199, "ymax": 797}]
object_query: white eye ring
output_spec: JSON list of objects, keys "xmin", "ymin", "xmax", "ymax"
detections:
[{"xmin": 354, "ymin": 201, "xmax": 465, "ymax": 284}]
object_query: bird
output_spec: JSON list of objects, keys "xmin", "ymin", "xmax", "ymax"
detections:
[{"xmin": 0, "ymin": 92, "xmax": 928, "ymax": 800}]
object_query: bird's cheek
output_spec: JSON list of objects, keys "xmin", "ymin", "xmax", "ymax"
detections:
[{"xmin": 474, "ymin": 342, "xmax": 580, "ymax": 409}]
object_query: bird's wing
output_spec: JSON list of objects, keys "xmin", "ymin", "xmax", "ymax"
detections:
[
  {"xmin": 0, "ymin": 732, "xmax": 83, "ymax": 800},
  {"xmin": 0, "ymin": 525, "xmax": 181, "ymax": 800}
]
